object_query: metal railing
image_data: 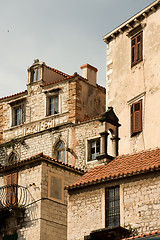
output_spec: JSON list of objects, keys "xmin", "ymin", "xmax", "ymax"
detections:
[{"xmin": 0, "ymin": 184, "xmax": 28, "ymax": 209}]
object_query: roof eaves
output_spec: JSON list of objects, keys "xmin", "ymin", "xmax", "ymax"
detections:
[
  {"xmin": 0, "ymin": 90, "xmax": 27, "ymax": 102},
  {"xmin": 103, "ymin": 0, "xmax": 160, "ymax": 43},
  {"xmin": 66, "ymin": 164, "xmax": 160, "ymax": 191},
  {"xmin": 122, "ymin": 230, "xmax": 160, "ymax": 239},
  {"xmin": 41, "ymin": 75, "xmax": 75, "ymax": 87},
  {"xmin": 0, "ymin": 152, "xmax": 85, "ymax": 174}
]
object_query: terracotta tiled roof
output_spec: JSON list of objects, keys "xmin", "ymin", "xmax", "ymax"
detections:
[
  {"xmin": 0, "ymin": 90, "xmax": 27, "ymax": 101},
  {"xmin": 45, "ymin": 65, "xmax": 70, "ymax": 77},
  {"xmin": 41, "ymin": 75, "xmax": 75, "ymax": 87},
  {"xmin": 122, "ymin": 230, "xmax": 160, "ymax": 239},
  {"xmin": 0, "ymin": 152, "xmax": 85, "ymax": 174},
  {"xmin": 41, "ymin": 71, "xmax": 106, "ymax": 93},
  {"xmin": 78, "ymin": 115, "xmax": 101, "ymax": 123},
  {"xmin": 66, "ymin": 148, "xmax": 160, "ymax": 190}
]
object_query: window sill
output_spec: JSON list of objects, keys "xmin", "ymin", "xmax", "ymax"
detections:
[
  {"xmin": 10, "ymin": 124, "xmax": 24, "ymax": 129},
  {"xmin": 131, "ymin": 131, "xmax": 142, "ymax": 138},
  {"xmin": 131, "ymin": 59, "xmax": 143, "ymax": 68}
]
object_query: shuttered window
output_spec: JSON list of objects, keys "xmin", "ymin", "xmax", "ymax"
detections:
[
  {"xmin": 131, "ymin": 100, "xmax": 142, "ymax": 136},
  {"xmin": 6, "ymin": 172, "xmax": 18, "ymax": 206},
  {"xmin": 131, "ymin": 32, "xmax": 143, "ymax": 67}
]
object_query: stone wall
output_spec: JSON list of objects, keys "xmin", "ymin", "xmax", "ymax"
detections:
[
  {"xmin": 0, "ymin": 104, "xmax": 3, "ymax": 144},
  {"xmin": 67, "ymin": 172, "xmax": 160, "ymax": 240},
  {"xmin": 68, "ymin": 187, "xmax": 105, "ymax": 240},
  {"xmin": 0, "ymin": 70, "xmax": 106, "ymax": 169},
  {"xmin": 0, "ymin": 160, "xmax": 82, "ymax": 240},
  {"xmin": 40, "ymin": 161, "xmax": 83, "ymax": 240},
  {"xmin": 0, "ymin": 118, "xmax": 105, "ymax": 170},
  {"xmin": 0, "ymin": 164, "xmax": 42, "ymax": 240},
  {"xmin": 122, "ymin": 173, "xmax": 160, "ymax": 234}
]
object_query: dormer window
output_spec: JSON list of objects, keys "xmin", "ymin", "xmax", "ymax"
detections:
[{"xmin": 31, "ymin": 68, "xmax": 40, "ymax": 83}]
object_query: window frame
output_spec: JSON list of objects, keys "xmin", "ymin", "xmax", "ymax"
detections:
[
  {"xmin": 31, "ymin": 68, "xmax": 41, "ymax": 83},
  {"xmin": 105, "ymin": 185, "xmax": 120, "ymax": 228},
  {"xmin": 12, "ymin": 103, "xmax": 25, "ymax": 127},
  {"xmin": 48, "ymin": 173, "xmax": 64, "ymax": 204},
  {"xmin": 47, "ymin": 95, "xmax": 59, "ymax": 116},
  {"xmin": 131, "ymin": 31, "xmax": 143, "ymax": 67},
  {"xmin": 130, "ymin": 99, "xmax": 142, "ymax": 137},
  {"xmin": 88, "ymin": 138, "xmax": 100, "ymax": 162}
]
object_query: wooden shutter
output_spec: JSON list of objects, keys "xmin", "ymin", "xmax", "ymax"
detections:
[
  {"xmin": 136, "ymin": 32, "xmax": 143, "ymax": 62},
  {"xmin": 131, "ymin": 32, "xmax": 143, "ymax": 67},
  {"xmin": 131, "ymin": 100, "xmax": 142, "ymax": 136},
  {"xmin": 6, "ymin": 172, "xmax": 18, "ymax": 206}
]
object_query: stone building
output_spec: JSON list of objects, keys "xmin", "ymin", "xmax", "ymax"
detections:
[
  {"xmin": 0, "ymin": 153, "xmax": 84, "ymax": 240},
  {"xmin": 0, "ymin": 60, "xmax": 122, "ymax": 240},
  {"xmin": 67, "ymin": 148, "xmax": 160, "ymax": 240},
  {"xmin": 103, "ymin": 0, "xmax": 160, "ymax": 155},
  {"xmin": 0, "ymin": 59, "xmax": 108, "ymax": 171},
  {"xmin": 66, "ymin": 1, "xmax": 160, "ymax": 239}
]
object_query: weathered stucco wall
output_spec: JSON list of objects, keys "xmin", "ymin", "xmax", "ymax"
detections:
[
  {"xmin": 105, "ymin": 9, "xmax": 160, "ymax": 155},
  {"xmin": 67, "ymin": 172, "xmax": 160, "ymax": 240},
  {"xmin": 76, "ymin": 80, "xmax": 106, "ymax": 122}
]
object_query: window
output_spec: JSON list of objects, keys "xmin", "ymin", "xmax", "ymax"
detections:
[
  {"xmin": 88, "ymin": 138, "xmax": 100, "ymax": 161},
  {"xmin": 48, "ymin": 173, "xmax": 64, "ymax": 203},
  {"xmin": 131, "ymin": 32, "xmax": 143, "ymax": 67},
  {"xmin": 31, "ymin": 68, "xmax": 40, "ymax": 83},
  {"xmin": 48, "ymin": 95, "xmax": 59, "ymax": 115},
  {"xmin": 105, "ymin": 186, "xmax": 120, "ymax": 227},
  {"xmin": 131, "ymin": 100, "xmax": 142, "ymax": 136},
  {"xmin": 55, "ymin": 141, "xmax": 66, "ymax": 163},
  {"xmin": 12, "ymin": 104, "xmax": 24, "ymax": 126}
]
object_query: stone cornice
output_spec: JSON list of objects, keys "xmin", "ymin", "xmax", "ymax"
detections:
[{"xmin": 103, "ymin": 0, "xmax": 160, "ymax": 43}]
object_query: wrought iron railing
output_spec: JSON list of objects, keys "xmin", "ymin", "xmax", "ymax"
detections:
[{"xmin": 0, "ymin": 184, "xmax": 29, "ymax": 209}]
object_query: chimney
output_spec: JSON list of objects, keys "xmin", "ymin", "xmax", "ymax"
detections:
[{"xmin": 80, "ymin": 64, "xmax": 98, "ymax": 86}]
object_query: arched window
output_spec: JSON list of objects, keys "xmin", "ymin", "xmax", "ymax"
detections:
[
  {"xmin": 56, "ymin": 141, "xmax": 66, "ymax": 163},
  {"xmin": 8, "ymin": 152, "xmax": 18, "ymax": 163}
]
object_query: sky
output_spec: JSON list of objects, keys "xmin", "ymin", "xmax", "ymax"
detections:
[{"xmin": 0, "ymin": 0, "xmax": 154, "ymax": 98}]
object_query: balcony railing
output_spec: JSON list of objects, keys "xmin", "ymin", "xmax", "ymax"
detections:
[{"xmin": 0, "ymin": 184, "xmax": 29, "ymax": 209}]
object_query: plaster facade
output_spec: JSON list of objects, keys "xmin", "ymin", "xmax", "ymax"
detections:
[{"xmin": 103, "ymin": 1, "xmax": 160, "ymax": 155}]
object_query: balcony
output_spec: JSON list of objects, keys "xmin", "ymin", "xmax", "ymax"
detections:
[
  {"xmin": 0, "ymin": 184, "xmax": 31, "ymax": 229},
  {"xmin": 0, "ymin": 184, "xmax": 28, "ymax": 209}
]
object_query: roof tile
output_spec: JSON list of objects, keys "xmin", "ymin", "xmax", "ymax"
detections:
[{"xmin": 66, "ymin": 148, "xmax": 160, "ymax": 190}]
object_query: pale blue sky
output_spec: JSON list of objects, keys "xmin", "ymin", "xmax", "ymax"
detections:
[{"xmin": 0, "ymin": 0, "xmax": 154, "ymax": 98}]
